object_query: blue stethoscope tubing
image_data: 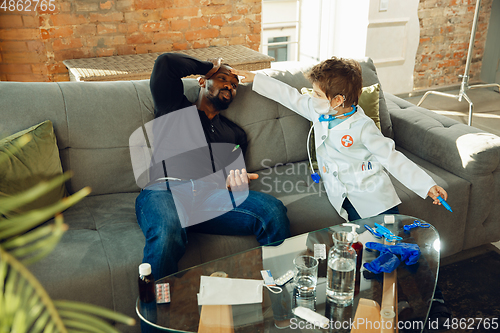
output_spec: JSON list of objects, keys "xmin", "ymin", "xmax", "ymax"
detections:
[
  {"xmin": 306, "ymin": 105, "xmax": 357, "ymax": 183},
  {"xmin": 306, "ymin": 119, "xmax": 321, "ymax": 183}
]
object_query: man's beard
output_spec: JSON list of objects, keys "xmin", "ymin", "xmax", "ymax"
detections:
[{"xmin": 208, "ymin": 89, "xmax": 232, "ymax": 111}]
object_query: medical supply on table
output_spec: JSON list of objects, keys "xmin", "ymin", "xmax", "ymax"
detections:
[
  {"xmin": 156, "ymin": 283, "xmax": 171, "ymax": 304},
  {"xmin": 261, "ymin": 270, "xmax": 276, "ymax": 286},
  {"xmin": 138, "ymin": 263, "xmax": 156, "ymax": 303},
  {"xmin": 437, "ymin": 195, "xmax": 453, "ymax": 212},
  {"xmin": 197, "ymin": 276, "xmax": 266, "ymax": 305},
  {"xmin": 363, "ymin": 242, "xmax": 421, "ymax": 274},
  {"xmin": 275, "ymin": 270, "xmax": 295, "ymax": 287},
  {"xmin": 232, "ymin": 144, "xmax": 240, "ymax": 152},
  {"xmin": 404, "ymin": 220, "xmax": 431, "ymax": 232},
  {"xmin": 384, "ymin": 215, "xmax": 395, "ymax": 224},
  {"xmin": 292, "ymin": 307, "xmax": 330, "ymax": 329},
  {"xmin": 314, "ymin": 243, "xmax": 327, "ymax": 260},
  {"xmin": 327, "ymin": 230, "xmax": 356, "ymax": 306},
  {"xmin": 343, "ymin": 223, "xmax": 363, "ymax": 296},
  {"xmin": 365, "ymin": 223, "xmax": 402, "ymax": 243}
]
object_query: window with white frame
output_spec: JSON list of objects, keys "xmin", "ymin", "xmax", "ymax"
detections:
[
  {"xmin": 261, "ymin": 0, "xmax": 299, "ymax": 62},
  {"xmin": 267, "ymin": 37, "xmax": 290, "ymax": 62}
]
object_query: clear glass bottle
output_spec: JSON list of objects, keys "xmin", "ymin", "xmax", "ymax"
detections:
[
  {"xmin": 326, "ymin": 230, "xmax": 357, "ymax": 306},
  {"xmin": 343, "ymin": 223, "xmax": 363, "ymax": 296}
]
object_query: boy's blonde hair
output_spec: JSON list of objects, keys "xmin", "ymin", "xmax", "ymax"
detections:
[{"xmin": 306, "ymin": 57, "xmax": 363, "ymax": 106}]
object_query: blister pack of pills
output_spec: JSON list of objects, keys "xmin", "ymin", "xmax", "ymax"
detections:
[
  {"xmin": 156, "ymin": 283, "xmax": 170, "ymax": 304},
  {"xmin": 314, "ymin": 244, "xmax": 326, "ymax": 260},
  {"xmin": 275, "ymin": 270, "xmax": 294, "ymax": 286}
]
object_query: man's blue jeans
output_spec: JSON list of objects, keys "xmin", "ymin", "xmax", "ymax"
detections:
[{"xmin": 135, "ymin": 182, "xmax": 291, "ymax": 279}]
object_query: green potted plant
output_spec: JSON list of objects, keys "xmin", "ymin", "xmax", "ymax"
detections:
[{"xmin": 0, "ymin": 134, "xmax": 136, "ymax": 332}]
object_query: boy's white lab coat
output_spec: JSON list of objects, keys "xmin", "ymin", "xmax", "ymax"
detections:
[{"xmin": 253, "ymin": 73, "xmax": 436, "ymax": 220}]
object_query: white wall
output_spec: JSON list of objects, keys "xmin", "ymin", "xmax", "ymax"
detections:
[
  {"xmin": 365, "ymin": 0, "xmax": 420, "ymax": 94},
  {"xmin": 330, "ymin": 0, "xmax": 370, "ymax": 60},
  {"xmin": 262, "ymin": 0, "xmax": 420, "ymax": 94},
  {"xmin": 261, "ymin": 0, "xmax": 299, "ymax": 61}
]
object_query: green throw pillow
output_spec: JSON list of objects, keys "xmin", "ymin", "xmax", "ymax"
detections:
[
  {"xmin": 0, "ymin": 120, "xmax": 67, "ymax": 216},
  {"xmin": 305, "ymin": 84, "xmax": 381, "ymax": 169},
  {"xmin": 358, "ymin": 83, "xmax": 381, "ymax": 131}
]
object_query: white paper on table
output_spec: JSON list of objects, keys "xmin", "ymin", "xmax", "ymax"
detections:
[{"xmin": 197, "ymin": 276, "xmax": 264, "ymax": 305}]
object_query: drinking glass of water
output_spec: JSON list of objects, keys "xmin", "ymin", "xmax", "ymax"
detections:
[{"xmin": 293, "ymin": 255, "xmax": 319, "ymax": 294}]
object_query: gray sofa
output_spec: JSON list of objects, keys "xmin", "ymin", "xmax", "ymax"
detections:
[{"xmin": 1, "ymin": 58, "xmax": 499, "ymax": 332}]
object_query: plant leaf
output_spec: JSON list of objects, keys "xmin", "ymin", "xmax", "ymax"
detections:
[
  {"xmin": 0, "ymin": 248, "xmax": 67, "ymax": 333},
  {"xmin": 8, "ymin": 215, "xmax": 67, "ymax": 266},
  {"xmin": 54, "ymin": 301, "xmax": 136, "ymax": 326},
  {"xmin": 58, "ymin": 310, "xmax": 120, "ymax": 333},
  {"xmin": 0, "ymin": 172, "xmax": 73, "ymax": 216},
  {"xmin": 0, "ymin": 187, "xmax": 91, "ymax": 240},
  {"xmin": 1, "ymin": 144, "xmax": 135, "ymax": 333}
]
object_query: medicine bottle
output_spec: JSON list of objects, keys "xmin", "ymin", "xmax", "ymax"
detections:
[{"xmin": 138, "ymin": 263, "xmax": 155, "ymax": 303}]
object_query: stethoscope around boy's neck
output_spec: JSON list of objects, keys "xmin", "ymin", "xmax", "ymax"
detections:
[{"xmin": 306, "ymin": 93, "xmax": 358, "ymax": 183}]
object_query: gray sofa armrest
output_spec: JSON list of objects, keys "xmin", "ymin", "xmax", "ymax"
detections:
[{"xmin": 384, "ymin": 92, "xmax": 500, "ymax": 250}]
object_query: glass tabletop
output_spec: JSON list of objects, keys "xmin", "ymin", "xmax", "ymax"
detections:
[{"xmin": 136, "ymin": 214, "xmax": 440, "ymax": 333}]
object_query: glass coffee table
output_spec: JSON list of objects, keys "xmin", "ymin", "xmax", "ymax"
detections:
[{"xmin": 136, "ymin": 214, "xmax": 440, "ymax": 332}]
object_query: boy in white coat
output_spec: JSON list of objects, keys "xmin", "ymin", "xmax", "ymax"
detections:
[{"xmin": 232, "ymin": 58, "xmax": 448, "ymax": 221}]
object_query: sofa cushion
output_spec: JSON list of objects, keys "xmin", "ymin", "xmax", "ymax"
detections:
[
  {"xmin": 358, "ymin": 58, "xmax": 392, "ymax": 138},
  {"xmin": 391, "ymin": 146, "xmax": 470, "ymax": 257},
  {"xmin": 385, "ymin": 92, "xmax": 500, "ymax": 251},
  {"xmin": 359, "ymin": 83, "xmax": 381, "ymax": 131},
  {"xmin": 56, "ymin": 80, "xmax": 154, "ymax": 196},
  {"xmin": 251, "ymin": 161, "xmax": 342, "ymax": 235},
  {"xmin": 0, "ymin": 120, "xmax": 67, "ymax": 215},
  {"xmin": 29, "ymin": 193, "xmax": 144, "ymax": 328}
]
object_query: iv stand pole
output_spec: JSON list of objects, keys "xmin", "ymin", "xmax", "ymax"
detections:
[{"xmin": 417, "ymin": 0, "xmax": 500, "ymax": 126}]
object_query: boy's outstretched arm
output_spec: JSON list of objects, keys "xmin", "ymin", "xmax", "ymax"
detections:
[
  {"xmin": 231, "ymin": 68, "xmax": 314, "ymax": 121},
  {"xmin": 428, "ymin": 185, "xmax": 448, "ymax": 205},
  {"xmin": 230, "ymin": 69, "xmax": 255, "ymax": 83}
]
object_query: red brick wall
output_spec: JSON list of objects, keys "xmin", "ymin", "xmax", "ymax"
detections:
[
  {"xmin": 0, "ymin": 8, "xmax": 47, "ymax": 81},
  {"xmin": 414, "ymin": 0, "xmax": 493, "ymax": 89},
  {"xmin": 0, "ymin": 0, "xmax": 262, "ymax": 81}
]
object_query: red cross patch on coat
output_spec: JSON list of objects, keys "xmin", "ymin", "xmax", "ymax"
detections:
[{"xmin": 341, "ymin": 135, "xmax": 353, "ymax": 147}]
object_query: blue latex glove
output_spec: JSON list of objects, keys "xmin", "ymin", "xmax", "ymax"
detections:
[
  {"xmin": 365, "ymin": 242, "xmax": 420, "ymax": 265},
  {"xmin": 363, "ymin": 242, "xmax": 421, "ymax": 274},
  {"xmin": 363, "ymin": 252, "xmax": 401, "ymax": 274}
]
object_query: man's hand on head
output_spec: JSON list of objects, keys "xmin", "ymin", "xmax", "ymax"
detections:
[
  {"xmin": 205, "ymin": 58, "xmax": 223, "ymax": 80},
  {"xmin": 226, "ymin": 169, "xmax": 259, "ymax": 192}
]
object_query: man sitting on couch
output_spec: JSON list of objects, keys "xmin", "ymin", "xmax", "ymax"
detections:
[{"xmin": 135, "ymin": 53, "xmax": 291, "ymax": 279}]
